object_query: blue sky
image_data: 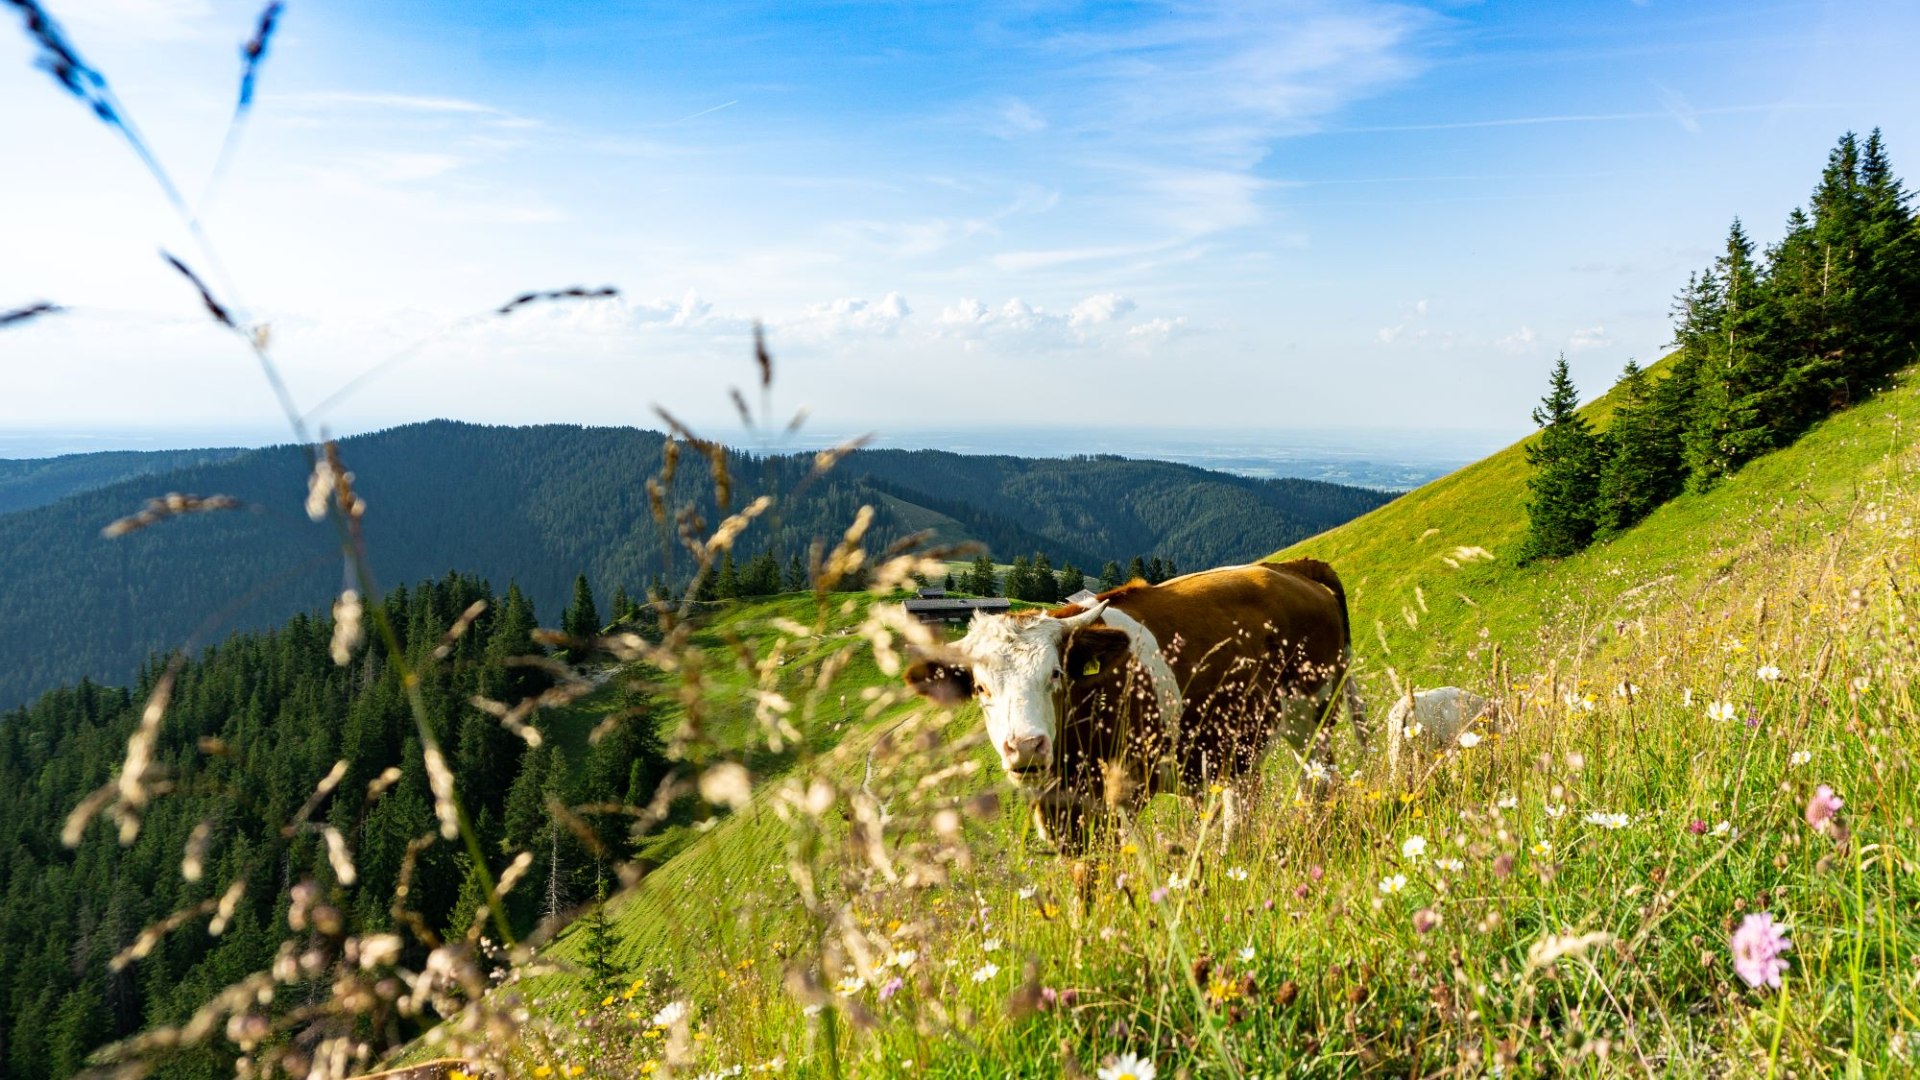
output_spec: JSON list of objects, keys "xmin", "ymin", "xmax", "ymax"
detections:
[{"xmin": 3, "ymin": 0, "xmax": 1917, "ymax": 449}]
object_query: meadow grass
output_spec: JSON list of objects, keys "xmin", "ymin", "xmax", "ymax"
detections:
[{"xmin": 462, "ymin": 368, "xmax": 1920, "ymax": 1079}]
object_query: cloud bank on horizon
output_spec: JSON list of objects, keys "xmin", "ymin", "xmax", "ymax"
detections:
[{"xmin": 3, "ymin": 0, "xmax": 1917, "ymax": 444}]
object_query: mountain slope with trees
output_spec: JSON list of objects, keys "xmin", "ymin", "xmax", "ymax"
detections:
[
  {"xmin": 0, "ymin": 423, "xmax": 1388, "ymax": 709},
  {"xmin": 0, "ymin": 447, "xmax": 252, "ymax": 517}
]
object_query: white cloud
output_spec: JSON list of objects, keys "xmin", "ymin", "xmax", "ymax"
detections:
[
  {"xmin": 1569, "ymin": 325, "xmax": 1612, "ymax": 351},
  {"xmin": 1496, "ymin": 325, "xmax": 1538, "ymax": 353},
  {"xmin": 1127, "ymin": 316, "xmax": 1190, "ymax": 343},
  {"xmin": 60, "ymin": 0, "xmax": 213, "ymax": 40},
  {"xmin": 1069, "ymin": 293, "xmax": 1137, "ymax": 327},
  {"xmin": 787, "ymin": 293, "xmax": 914, "ymax": 338}
]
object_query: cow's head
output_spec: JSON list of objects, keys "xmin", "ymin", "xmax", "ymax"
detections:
[{"xmin": 904, "ymin": 603, "xmax": 1118, "ymax": 787}]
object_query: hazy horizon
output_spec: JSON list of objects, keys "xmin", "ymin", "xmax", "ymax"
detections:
[{"xmin": 0, "ymin": 418, "xmax": 1516, "ymax": 490}]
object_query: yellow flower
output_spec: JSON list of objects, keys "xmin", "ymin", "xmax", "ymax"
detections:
[
  {"xmin": 1121, "ymin": 842, "xmax": 1139, "ymax": 855},
  {"xmin": 568, "ymin": 1067, "xmax": 585, "ymax": 1078},
  {"xmin": 533, "ymin": 1068, "xmax": 553, "ymax": 1078},
  {"xmin": 641, "ymin": 1063, "xmax": 659, "ymax": 1075},
  {"xmin": 1040, "ymin": 902, "xmax": 1061, "ymax": 920},
  {"xmin": 1209, "ymin": 782, "xmax": 1226, "ymax": 795},
  {"xmin": 450, "ymin": 1071, "xmax": 473, "ymax": 1080},
  {"xmin": 601, "ymin": 994, "xmax": 615, "ymax": 1007}
]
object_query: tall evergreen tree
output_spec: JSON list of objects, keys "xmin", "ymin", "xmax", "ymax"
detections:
[
  {"xmin": 714, "ymin": 553, "xmax": 741, "ymax": 600},
  {"xmin": 562, "ymin": 574, "xmax": 601, "ymax": 644},
  {"xmin": 1521, "ymin": 354, "xmax": 1605, "ymax": 561},
  {"xmin": 785, "ymin": 554, "xmax": 810, "ymax": 592},
  {"xmin": 1685, "ymin": 220, "xmax": 1766, "ymax": 487},
  {"xmin": 1055, "ymin": 562, "xmax": 1084, "ymax": 599},
  {"xmin": 1126, "ymin": 556, "xmax": 1148, "ymax": 584},
  {"xmin": 1596, "ymin": 360, "xmax": 1674, "ymax": 534},
  {"xmin": 1099, "ymin": 561, "xmax": 1124, "ymax": 591}
]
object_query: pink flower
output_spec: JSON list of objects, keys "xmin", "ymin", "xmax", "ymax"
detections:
[
  {"xmin": 1687, "ymin": 819, "xmax": 1708, "ymax": 835},
  {"xmin": 878, "ymin": 976, "xmax": 903, "ymax": 1001},
  {"xmin": 1731, "ymin": 912, "xmax": 1792, "ymax": 989},
  {"xmin": 1806, "ymin": 785, "xmax": 1844, "ymax": 833},
  {"xmin": 1149, "ymin": 887, "xmax": 1169, "ymax": 905}
]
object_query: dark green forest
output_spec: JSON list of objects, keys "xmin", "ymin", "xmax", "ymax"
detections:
[
  {"xmin": 0, "ymin": 573, "xmax": 667, "ymax": 1079},
  {"xmin": 1523, "ymin": 130, "xmax": 1920, "ymax": 559},
  {"xmin": 0, "ymin": 424, "xmax": 1389, "ymax": 708}
]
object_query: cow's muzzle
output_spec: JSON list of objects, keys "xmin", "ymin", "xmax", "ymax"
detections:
[{"xmin": 999, "ymin": 733, "xmax": 1051, "ymax": 776}]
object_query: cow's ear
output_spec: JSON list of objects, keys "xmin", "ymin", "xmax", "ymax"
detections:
[
  {"xmin": 1065, "ymin": 628, "xmax": 1132, "ymax": 681},
  {"xmin": 904, "ymin": 658, "xmax": 973, "ymax": 706}
]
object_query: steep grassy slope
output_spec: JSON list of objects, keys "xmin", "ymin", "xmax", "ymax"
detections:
[
  {"xmin": 438, "ymin": 370, "xmax": 1920, "ymax": 1079},
  {"xmin": 1273, "ymin": 352, "xmax": 1877, "ymax": 688}
]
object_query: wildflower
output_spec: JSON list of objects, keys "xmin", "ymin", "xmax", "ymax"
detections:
[
  {"xmin": 1238, "ymin": 945, "xmax": 1256, "ymax": 962},
  {"xmin": 1806, "ymin": 785, "xmax": 1844, "ymax": 833},
  {"xmin": 1496, "ymin": 794, "xmax": 1518, "ymax": 810},
  {"xmin": 801, "ymin": 1004, "xmax": 823, "ymax": 1017},
  {"xmin": 1435, "ymin": 857, "xmax": 1464, "ymax": 872},
  {"xmin": 1167, "ymin": 873, "xmax": 1191, "ymax": 891},
  {"xmin": 1530, "ymin": 840, "xmax": 1554, "ymax": 858},
  {"xmin": 1789, "ymin": 750, "xmax": 1811, "ymax": 767},
  {"xmin": 835, "ymin": 975, "xmax": 864, "ymax": 997},
  {"xmin": 1583, "ymin": 812, "xmax": 1628, "ymax": 830},
  {"xmin": 1378, "ymin": 874, "xmax": 1408, "ymax": 895},
  {"xmin": 971, "ymin": 962, "xmax": 999, "ymax": 983},
  {"xmin": 891, "ymin": 950, "xmax": 918, "ymax": 969},
  {"xmin": 1226, "ymin": 866, "xmax": 1249, "ymax": 882},
  {"xmin": 1304, "ymin": 759, "xmax": 1332, "ymax": 783},
  {"xmin": 1018, "ymin": 885, "xmax": 1037, "ymax": 900},
  {"xmin": 982, "ymin": 938, "xmax": 1001, "ymax": 953},
  {"xmin": 1757, "ymin": 664, "xmax": 1783, "ymax": 683},
  {"xmin": 1403, "ymin": 719, "xmax": 1425, "ymax": 740},
  {"xmin": 651, "ymin": 1000, "xmax": 688, "ymax": 1027},
  {"xmin": 1731, "ymin": 912, "xmax": 1792, "ymax": 989},
  {"xmin": 1707, "ymin": 700, "xmax": 1739, "ymax": 723},
  {"xmin": 1148, "ymin": 887, "xmax": 1169, "ymax": 905},
  {"xmin": 1098, "ymin": 1053, "xmax": 1158, "ymax": 1080},
  {"xmin": 1613, "ymin": 681, "xmax": 1637, "ymax": 699},
  {"xmin": 1401, "ymin": 835, "xmax": 1428, "ymax": 861},
  {"xmin": 878, "ymin": 976, "xmax": 903, "ymax": 1001},
  {"xmin": 1712, "ymin": 820, "xmax": 1732, "ymax": 838},
  {"xmin": 1457, "ymin": 731, "xmax": 1483, "ymax": 748},
  {"xmin": 1413, "ymin": 907, "xmax": 1443, "ymax": 934},
  {"xmin": 1544, "ymin": 803, "xmax": 1566, "ymax": 819},
  {"xmin": 1688, "ymin": 819, "xmax": 1708, "ymax": 835}
]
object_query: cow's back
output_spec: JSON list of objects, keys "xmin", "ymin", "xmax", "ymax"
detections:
[{"xmin": 1098, "ymin": 562, "xmax": 1349, "ymax": 780}]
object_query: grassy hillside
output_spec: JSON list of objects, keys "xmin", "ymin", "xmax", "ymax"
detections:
[{"xmin": 415, "ymin": 368, "xmax": 1920, "ymax": 1079}]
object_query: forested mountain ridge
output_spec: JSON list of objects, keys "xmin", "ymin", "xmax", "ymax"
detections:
[
  {"xmin": 0, "ymin": 447, "xmax": 252, "ymax": 516},
  {"xmin": 0, "ymin": 421, "xmax": 1389, "ymax": 709}
]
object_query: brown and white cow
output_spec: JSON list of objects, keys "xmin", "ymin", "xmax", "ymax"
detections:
[{"xmin": 904, "ymin": 558, "xmax": 1368, "ymax": 849}]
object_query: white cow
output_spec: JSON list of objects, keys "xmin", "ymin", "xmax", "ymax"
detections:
[{"xmin": 1386, "ymin": 686, "xmax": 1501, "ymax": 782}]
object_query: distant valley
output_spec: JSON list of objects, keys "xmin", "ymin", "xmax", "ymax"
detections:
[{"xmin": 0, "ymin": 420, "xmax": 1392, "ymax": 709}]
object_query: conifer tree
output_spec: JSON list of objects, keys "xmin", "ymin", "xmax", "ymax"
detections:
[
  {"xmin": 1685, "ymin": 220, "xmax": 1765, "ymax": 487},
  {"xmin": 966, "ymin": 554, "xmax": 999, "ymax": 596},
  {"xmin": 786, "ymin": 554, "xmax": 809, "ymax": 592},
  {"xmin": 1521, "ymin": 354, "xmax": 1605, "ymax": 560},
  {"xmin": 1005, "ymin": 555, "xmax": 1033, "ymax": 601},
  {"xmin": 579, "ymin": 867, "xmax": 621, "ymax": 997},
  {"xmin": 715, "ymin": 553, "xmax": 740, "ymax": 600},
  {"xmin": 1056, "ymin": 562, "xmax": 1084, "ymax": 598},
  {"xmin": 1126, "ymin": 556, "xmax": 1147, "ymax": 584},
  {"xmin": 562, "ymin": 574, "xmax": 601, "ymax": 644},
  {"xmin": 943, "ymin": 571, "xmax": 957, "ymax": 591},
  {"xmin": 1030, "ymin": 552, "xmax": 1057, "ymax": 603},
  {"xmin": 1596, "ymin": 360, "xmax": 1674, "ymax": 534},
  {"xmin": 1099, "ymin": 561, "xmax": 1124, "ymax": 590}
]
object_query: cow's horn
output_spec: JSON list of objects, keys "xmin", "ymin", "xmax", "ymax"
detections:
[{"xmin": 1056, "ymin": 601, "xmax": 1107, "ymax": 630}]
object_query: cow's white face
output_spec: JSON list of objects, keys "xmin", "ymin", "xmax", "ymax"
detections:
[{"xmin": 920, "ymin": 604, "xmax": 1107, "ymax": 787}]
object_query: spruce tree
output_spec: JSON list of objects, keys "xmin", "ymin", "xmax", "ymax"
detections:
[
  {"xmin": 714, "ymin": 553, "xmax": 740, "ymax": 600},
  {"xmin": 1030, "ymin": 552, "xmax": 1057, "ymax": 602},
  {"xmin": 966, "ymin": 554, "xmax": 999, "ymax": 597},
  {"xmin": 1685, "ymin": 220, "xmax": 1765, "ymax": 487},
  {"xmin": 609, "ymin": 584, "xmax": 633, "ymax": 626},
  {"xmin": 1056, "ymin": 562, "xmax": 1084, "ymax": 599},
  {"xmin": 1126, "ymin": 556, "xmax": 1148, "ymax": 584},
  {"xmin": 1099, "ymin": 561, "xmax": 1124, "ymax": 590},
  {"xmin": 786, "ymin": 554, "xmax": 810, "ymax": 592},
  {"xmin": 1521, "ymin": 354, "xmax": 1605, "ymax": 561},
  {"xmin": 562, "ymin": 574, "xmax": 601, "ymax": 644},
  {"xmin": 1005, "ymin": 555, "xmax": 1033, "ymax": 601},
  {"xmin": 1596, "ymin": 360, "xmax": 1672, "ymax": 534}
]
